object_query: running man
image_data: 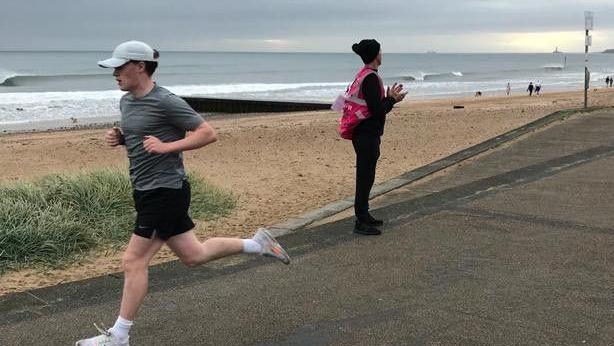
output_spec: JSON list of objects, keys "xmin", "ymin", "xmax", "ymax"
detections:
[{"xmin": 76, "ymin": 41, "xmax": 290, "ymax": 346}]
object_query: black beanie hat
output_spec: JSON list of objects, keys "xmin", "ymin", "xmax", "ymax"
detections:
[{"xmin": 352, "ymin": 39, "xmax": 381, "ymax": 64}]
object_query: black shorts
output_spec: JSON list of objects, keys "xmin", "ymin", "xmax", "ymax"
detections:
[{"xmin": 132, "ymin": 180, "xmax": 195, "ymax": 240}]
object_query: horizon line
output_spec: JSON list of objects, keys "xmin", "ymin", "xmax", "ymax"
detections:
[{"xmin": 0, "ymin": 49, "xmax": 605, "ymax": 54}]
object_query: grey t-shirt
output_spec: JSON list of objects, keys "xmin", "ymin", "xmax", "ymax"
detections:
[{"xmin": 120, "ymin": 85, "xmax": 204, "ymax": 191}]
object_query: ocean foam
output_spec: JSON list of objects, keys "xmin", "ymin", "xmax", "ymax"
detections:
[
  {"xmin": 0, "ymin": 82, "xmax": 350, "ymax": 125},
  {"xmin": 401, "ymin": 71, "xmax": 464, "ymax": 81},
  {"xmin": 0, "ymin": 70, "xmax": 20, "ymax": 86},
  {"xmin": 0, "ymin": 74, "xmax": 599, "ymax": 126}
]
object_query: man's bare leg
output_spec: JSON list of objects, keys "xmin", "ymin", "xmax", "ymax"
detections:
[
  {"xmin": 76, "ymin": 234, "xmax": 165, "ymax": 345},
  {"xmin": 119, "ymin": 234, "xmax": 165, "ymax": 320},
  {"xmin": 167, "ymin": 229, "xmax": 290, "ymax": 267},
  {"xmin": 166, "ymin": 231, "xmax": 242, "ymax": 266}
]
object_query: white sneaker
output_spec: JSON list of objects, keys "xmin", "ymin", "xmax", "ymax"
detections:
[
  {"xmin": 75, "ymin": 324, "xmax": 129, "ymax": 346},
  {"xmin": 253, "ymin": 228, "xmax": 291, "ymax": 265}
]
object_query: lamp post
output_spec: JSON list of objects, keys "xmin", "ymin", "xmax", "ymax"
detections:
[{"xmin": 584, "ymin": 11, "xmax": 594, "ymax": 109}]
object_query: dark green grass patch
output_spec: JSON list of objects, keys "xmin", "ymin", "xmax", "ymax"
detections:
[{"xmin": 0, "ymin": 170, "xmax": 235, "ymax": 273}]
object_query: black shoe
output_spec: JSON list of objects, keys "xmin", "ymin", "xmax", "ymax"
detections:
[
  {"xmin": 353, "ymin": 221, "xmax": 382, "ymax": 236},
  {"xmin": 366, "ymin": 214, "xmax": 384, "ymax": 226}
]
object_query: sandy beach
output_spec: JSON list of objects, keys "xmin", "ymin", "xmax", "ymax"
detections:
[{"xmin": 1, "ymin": 88, "xmax": 614, "ymax": 296}]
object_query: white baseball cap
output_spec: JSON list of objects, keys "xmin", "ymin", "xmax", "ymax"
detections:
[{"xmin": 98, "ymin": 40, "xmax": 158, "ymax": 68}]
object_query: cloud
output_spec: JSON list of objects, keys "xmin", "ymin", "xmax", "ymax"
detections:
[{"xmin": 1, "ymin": 0, "xmax": 614, "ymax": 52}]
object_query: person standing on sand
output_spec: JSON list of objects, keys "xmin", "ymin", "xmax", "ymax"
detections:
[
  {"xmin": 535, "ymin": 82, "xmax": 542, "ymax": 96},
  {"xmin": 610, "ymin": 76, "xmax": 613, "ymax": 88},
  {"xmin": 348, "ymin": 39, "xmax": 406, "ymax": 236},
  {"xmin": 76, "ymin": 41, "xmax": 290, "ymax": 346},
  {"xmin": 506, "ymin": 82, "xmax": 511, "ymax": 96},
  {"xmin": 606, "ymin": 76, "xmax": 610, "ymax": 88},
  {"xmin": 527, "ymin": 82, "xmax": 534, "ymax": 96}
]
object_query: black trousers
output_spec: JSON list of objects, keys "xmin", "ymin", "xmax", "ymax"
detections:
[{"xmin": 352, "ymin": 133, "xmax": 381, "ymax": 221}]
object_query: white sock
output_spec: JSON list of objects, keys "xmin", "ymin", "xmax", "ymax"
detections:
[
  {"xmin": 109, "ymin": 316, "xmax": 133, "ymax": 341},
  {"xmin": 242, "ymin": 239, "xmax": 262, "ymax": 254}
]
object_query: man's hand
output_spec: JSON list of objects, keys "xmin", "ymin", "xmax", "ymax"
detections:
[
  {"xmin": 105, "ymin": 127, "xmax": 124, "ymax": 147},
  {"xmin": 143, "ymin": 135, "xmax": 172, "ymax": 154},
  {"xmin": 386, "ymin": 83, "xmax": 408, "ymax": 103}
]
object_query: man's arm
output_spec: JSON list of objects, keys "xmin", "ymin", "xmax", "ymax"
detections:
[{"xmin": 143, "ymin": 121, "xmax": 217, "ymax": 154}]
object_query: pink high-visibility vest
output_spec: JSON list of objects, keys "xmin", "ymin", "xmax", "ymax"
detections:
[{"xmin": 337, "ymin": 66, "xmax": 385, "ymax": 139}]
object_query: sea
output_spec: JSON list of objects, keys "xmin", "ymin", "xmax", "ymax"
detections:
[{"xmin": 1, "ymin": 51, "xmax": 613, "ymax": 128}]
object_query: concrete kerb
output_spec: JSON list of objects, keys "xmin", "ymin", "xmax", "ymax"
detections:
[{"xmin": 267, "ymin": 106, "xmax": 608, "ymax": 238}]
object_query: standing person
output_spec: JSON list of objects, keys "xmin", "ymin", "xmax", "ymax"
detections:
[
  {"xmin": 606, "ymin": 76, "xmax": 610, "ymax": 88},
  {"xmin": 348, "ymin": 39, "xmax": 406, "ymax": 236},
  {"xmin": 76, "ymin": 41, "xmax": 290, "ymax": 346},
  {"xmin": 506, "ymin": 82, "xmax": 511, "ymax": 96},
  {"xmin": 535, "ymin": 82, "xmax": 542, "ymax": 95},
  {"xmin": 610, "ymin": 76, "xmax": 613, "ymax": 88},
  {"xmin": 527, "ymin": 82, "xmax": 534, "ymax": 96}
]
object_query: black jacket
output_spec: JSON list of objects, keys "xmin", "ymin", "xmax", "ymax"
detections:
[{"xmin": 353, "ymin": 71, "xmax": 396, "ymax": 137}]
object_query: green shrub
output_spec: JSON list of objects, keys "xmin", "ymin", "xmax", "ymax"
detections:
[{"xmin": 0, "ymin": 170, "xmax": 235, "ymax": 273}]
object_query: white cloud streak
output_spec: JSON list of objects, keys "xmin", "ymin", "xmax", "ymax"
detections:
[{"xmin": 1, "ymin": 0, "xmax": 614, "ymax": 52}]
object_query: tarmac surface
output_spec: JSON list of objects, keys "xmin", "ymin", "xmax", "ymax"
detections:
[{"xmin": 2, "ymin": 109, "xmax": 614, "ymax": 345}]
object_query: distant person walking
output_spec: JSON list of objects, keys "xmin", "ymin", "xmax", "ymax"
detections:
[
  {"xmin": 610, "ymin": 76, "xmax": 613, "ymax": 88},
  {"xmin": 535, "ymin": 82, "xmax": 542, "ymax": 96},
  {"xmin": 76, "ymin": 41, "xmax": 290, "ymax": 346},
  {"xmin": 506, "ymin": 82, "xmax": 511, "ymax": 96},
  {"xmin": 345, "ymin": 39, "xmax": 406, "ymax": 236},
  {"xmin": 527, "ymin": 82, "xmax": 534, "ymax": 96},
  {"xmin": 606, "ymin": 76, "xmax": 610, "ymax": 88}
]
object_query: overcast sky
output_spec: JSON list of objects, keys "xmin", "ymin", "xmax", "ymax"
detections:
[{"xmin": 2, "ymin": 0, "xmax": 614, "ymax": 53}]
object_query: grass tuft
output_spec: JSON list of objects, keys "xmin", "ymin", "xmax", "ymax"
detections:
[{"xmin": 0, "ymin": 170, "xmax": 235, "ymax": 273}]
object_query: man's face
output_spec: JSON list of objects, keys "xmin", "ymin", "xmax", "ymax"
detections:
[{"xmin": 113, "ymin": 61, "xmax": 144, "ymax": 91}]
